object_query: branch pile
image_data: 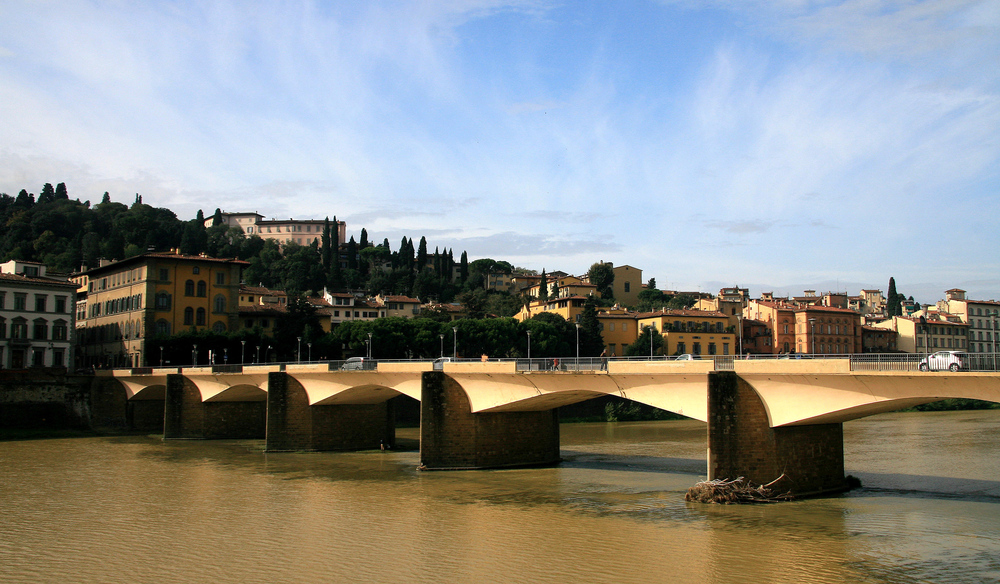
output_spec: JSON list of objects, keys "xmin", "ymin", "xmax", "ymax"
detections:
[{"xmin": 685, "ymin": 475, "xmax": 792, "ymax": 504}]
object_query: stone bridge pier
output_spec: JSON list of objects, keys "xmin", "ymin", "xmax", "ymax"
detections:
[
  {"xmin": 265, "ymin": 371, "xmax": 394, "ymax": 452},
  {"xmin": 419, "ymin": 371, "xmax": 561, "ymax": 469},
  {"xmin": 163, "ymin": 372, "xmax": 266, "ymax": 440},
  {"xmin": 707, "ymin": 371, "xmax": 847, "ymax": 496}
]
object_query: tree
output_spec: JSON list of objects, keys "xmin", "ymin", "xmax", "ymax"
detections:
[
  {"xmin": 578, "ymin": 296, "xmax": 605, "ymax": 356},
  {"xmin": 539, "ymin": 269, "xmax": 549, "ymax": 302},
  {"xmin": 887, "ymin": 277, "xmax": 903, "ymax": 317},
  {"xmin": 625, "ymin": 324, "xmax": 664, "ymax": 356},
  {"xmin": 647, "ymin": 277, "xmax": 656, "ymax": 290},
  {"xmin": 588, "ymin": 262, "xmax": 615, "ymax": 299}
]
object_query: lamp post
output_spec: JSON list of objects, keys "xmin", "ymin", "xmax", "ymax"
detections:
[
  {"xmin": 241, "ymin": 340, "xmax": 246, "ymax": 365},
  {"xmin": 264, "ymin": 345, "xmax": 272, "ymax": 363},
  {"xmin": 308, "ymin": 342, "xmax": 312, "ymax": 362},
  {"xmin": 160, "ymin": 346, "xmax": 164, "ymax": 367},
  {"xmin": 297, "ymin": 336, "xmax": 302, "ymax": 363},
  {"xmin": 575, "ymin": 323, "xmax": 580, "ymax": 363},
  {"xmin": 439, "ymin": 334, "xmax": 444, "ymax": 358},
  {"xmin": 255, "ymin": 344, "xmax": 260, "ymax": 364},
  {"xmin": 647, "ymin": 325, "xmax": 654, "ymax": 357},
  {"xmin": 192, "ymin": 344, "xmax": 197, "ymax": 366},
  {"xmin": 224, "ymin": 347, "xmax": 228, "ymax": 364},
  {"xmin": 808, "ymin": 318, "xmax": 816, "ymax": 355},
  {"xmin": 452, "ymin": 327, "xmax": 457, "ymax": 360},
  {"xmin": 527, "ymin": 330, "xmax": 532, "ymax": 360},
  {"xmin": 367, "ymin": 332, "xmax": 373, "ymax": 360}
]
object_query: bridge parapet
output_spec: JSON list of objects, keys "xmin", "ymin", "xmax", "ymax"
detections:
[{"xmin": 733, "ymin": 359, "xmax": 851, "ymax": 375}]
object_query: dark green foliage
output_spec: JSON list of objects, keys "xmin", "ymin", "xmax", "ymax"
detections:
[
  {"xmin": 577, "ymin": 296, "xmax": 605, "ymax": 356},
  {"xmin": 588, "ymin": 262, "xmax": 615, "ymax": 299},
  {"xmin": 887, "ymin": 277, "xmax": 904, "ymax": 316},
  {"xmin": 624, "ymin": 324, "xmax": 664, "ymax": 356}
]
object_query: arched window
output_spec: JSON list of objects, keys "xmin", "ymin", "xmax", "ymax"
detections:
[
  {"xmin": 184, "ymin": 307, "xmax": 194, "ymax": 325},
  {"xmin": 212, "ymin": 321, "xmax": 227, "ymax": 333},
  {"xmin": 155, "ymin": 292, "xmax": 171, "ymax": 310},
  {"xmin": 196, "ymin": 308, "xmax": 206, "ymax": 326},
  {"xmin": 197, "ymin": 281, "xmax": 207, "ymax": 297},
  {"xmin": 214, "ymin": 294, "xmax": 226, "ymax": 313},
  {"xmin": 185, "ymin": 280, "xmax": 195, "ymax": 296},
  {"xmin": 156, "ymin": 320, "xmax": 171, "ymax": 336}
]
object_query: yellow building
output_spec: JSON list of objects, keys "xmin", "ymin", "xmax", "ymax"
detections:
[
  {"xmin": 597, "ymin": 313, "xmax": 637, "ymax": 357},
  {"xmin": 75, "ymin": 252, "xmax": 247, "ymax": 367},
  {"xmin": 637, "ymin": 309, "xmax": 735, "ymax": 356}
]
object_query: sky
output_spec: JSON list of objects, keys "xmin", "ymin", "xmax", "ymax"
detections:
[{"xmin": 1, "ymin": 0, "xmax": 998, "ymax": 303}]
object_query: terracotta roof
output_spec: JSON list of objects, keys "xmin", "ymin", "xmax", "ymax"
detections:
[
  {"xmin": 636, "ymin": 309, "xmax": 728, "ymax": 318},
  {"xmin": 381, "ymin": 295, "xmax": 421, "ymax": 303},
  {"xmin": 0, "ymin": 272, "xmax": 77, "ymax": 287},
  {"xmin": 76, "ymin": 252, "xmax": 249, "ymax": 276},
  {"xmin": 239, "ymin": 304, "xmax": 286, "ymax": 315}
]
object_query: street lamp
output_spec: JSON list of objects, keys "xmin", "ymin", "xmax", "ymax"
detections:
[
  {"xmin": 297, "ymin": 336, "xmax": 302, "ymax": 363},
  {"xmin": 439, "ymin": 333, "xmax": 444, "ymax": 358},
  {"xmin": 367, "ymin": 332, "xmax": 373, "ymax": 360},
  {"xmin": 160, "ymin": 346, "xmax": 164, "ymax": 367},
  {"xmin": 255, "ymin": 344, "xmax": 260, "ymax": 364},
  {"xmin": 452, "ymin": 327, "xmax": 457, "ymax": 360},
  {"xmin": 241, "ymin": 340, "xmax": 246, "ymax": 364},
  {"xmin": 527, "ymin": 330, "xmax": 532, "ymax": 360},
  {"xmin": 808, "ymin": 318, "xmax": 816, "ymax": 355},
  {"xmin": 647, "ymin": 325, "xmax": 655, "ymax": 357},
  {"xmin": 224, "ymin": 347, "xmax": 228, "ymax": 364},
  {"xmin": 575, "ymin": 323, "xmax": 580, "ymax": 363},
  {"xmin": 192, "ymin": 344, "xmax": 197, "ymax": 366},
  {"xmin": 308, "ymin": 342, "xmax": 312, "ymax": 362}
]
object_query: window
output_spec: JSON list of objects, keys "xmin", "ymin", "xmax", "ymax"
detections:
[
  {"xmin": 52, "ymin": 349, "xmax": 64, "ymax": 367},
  {"xmin": 622, "ymin": 323, "xmax": 627, "ymax": 331},
  {"xmin": 32, "ymin": 348, "xmax": 45, "ymax": 367},
  {"xmin": 14, "ymin": 294, "xmax": 27, "ymax": 311},
  {"xmin": 52, "ymin": 321, "xmax": 68, "ymax": 341},
  {"xmin": 216, "ymin": 272, "xmax": 225, "ymax": 285},
  {"xmin": 0, "ymin": 317, "xmax": 5, "ymax": 338},
  {"xmin": 214, "ymin": 295, "xmax": 226, "ymax": 313},
  {"xmin": 0, "ymin": 292, "xmax": 4, "ymax": 309},
  {"xmin": 708, "ymin": 343, "xmax": 717, "ymax": 355},
  {"xmin": 184, "ymin": 307, "xmax": 194, "ymax": 325},
  {"xmin": 624, "ymin": 282, "xmax": 630, "ymax": 293},
  {"xmin": 192, "ymin": 266, "xmax": 200, "ymax": 275},
  {"xmin": 197, "ymin": 281, "xmax": 207, "ymax": 297},
  {"xmin": 11, "ymin": 319, "xmax": 28, "ymax": 339},
  {"xmin": 212, "ymin": 321, "xmax": 226, "ymax": 333},
  {"xmin": 155, "ymin": 292, "xmax": 171, "ymax": 310},
  {"xmin": 33, "ymin": 319, "xmax": 48, "ymax": 340},
  {"xmin": 159, "ymin": 268, "xmax": 169, "ymax": 281},
  {"xmin": 677, "ymin": 342, "xmax": 686, "ymax": 354},
  {"xmin": 35, "ymin": 295, "xmax": 47, "ymax": 312},
  {"xmin": 185, "ymin": 280, "xmax": 195, "ymax": 296},
  {"xmin": 55, "ymin": 296, "xmax": 66, "ymax": 313},
  {"xmin": 609, "ymin": 323, "xmax": 615, "ymax": 332},
  {"xmin": 156, "ymin": 320, "xmax": 171, "ymax": 336},
  {"xmin": 692, "ymin": 342, "xmax": 701, "ymax": 355},
  {"xmin": 261, "ymin": 319, "xmax": 269, "ymax": 328},
  {"xmin": 196, "ymin": 308, "xmax": 206, "ymax": 326}
]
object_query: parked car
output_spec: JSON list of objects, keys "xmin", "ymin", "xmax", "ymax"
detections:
[
  {"xmin": 918, "ymin": 351, "xmax": 968, "ymax": 372},
  {"xmin": 433, "ymin": 357, "xmax": 452, "ymax": 370},
  {"xmin": 340, "ymin": 357, "xmax": 368, "ymax": 371},
  {"xmin": 675, "ymin": 354, "xmax": 698, "ymax": 361}
]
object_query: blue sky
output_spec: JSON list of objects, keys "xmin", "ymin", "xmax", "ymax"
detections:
[{"xmin": 1, "ymin": 1, "xmax": 998, "ymax": 303}]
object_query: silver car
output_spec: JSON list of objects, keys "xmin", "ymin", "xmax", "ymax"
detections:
[{"xmin": 918, "ymin": 351, "xmax": 967, "ymax": 372}]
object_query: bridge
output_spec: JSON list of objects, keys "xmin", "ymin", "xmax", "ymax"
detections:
[{"xmin": 96, "ymin": 355, "xmax": 1000, "ymax": 497}]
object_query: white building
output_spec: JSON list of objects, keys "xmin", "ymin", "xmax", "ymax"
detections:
[{"xmin": 0, "ymin": 261, "xmax": 77, "ymax": 369}]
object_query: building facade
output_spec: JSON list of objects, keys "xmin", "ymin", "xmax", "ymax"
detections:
[
  {"xmin": 0, "ymin": 261, "xmax": 77, "ymax": 369},
  {"xmin": 937, "ymin": 288, "xmax": 999, "ymax": 354},
  {"xmin": 637, "ymin": 309, "xmax": 735, "ymax": 357},
  {"xmin": 74, "ymin": 252, "xmax": 247, "ymax": 368},
  {"xmin": 207, "ymin": 212, "xmax": 347, "ymax": 248}
]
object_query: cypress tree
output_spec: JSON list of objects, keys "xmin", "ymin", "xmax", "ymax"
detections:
[
  {"xmin": 539, "ymin": 269, "xmax": 549, "ymax": 301},
  {"xmin": 55, "ymin": 182, "xmax": 68, "ymax": 200},
  {"xmin": 417, "ymin": 236, "xmax": 428, "ymax": 270},
  {"xmin": 460, "ymin": 251, "xmax": 469, "ymax": 283}
]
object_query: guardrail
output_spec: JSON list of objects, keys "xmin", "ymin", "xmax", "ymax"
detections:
[{"xmin": 109, "ymin": 352, "xmax": 1000, "ymax": 374}]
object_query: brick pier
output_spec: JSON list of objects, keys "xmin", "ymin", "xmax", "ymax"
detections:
[{"xmin": 419, "ymin": 371, "xmax": 560, "ymax": 469}]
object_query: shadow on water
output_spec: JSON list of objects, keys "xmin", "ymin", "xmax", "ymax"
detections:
[
  {"xmin": 560, "ymin": 449, "xmax": 705, "ymax": 475},
  {"xmin": 846, "ymin": 472, "xmax": 1000, "ymax": 503}
]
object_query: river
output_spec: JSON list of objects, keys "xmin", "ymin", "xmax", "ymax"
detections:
[{"xmin": 1, "ymin": 410, "xmax": 998, "ymax": 583}]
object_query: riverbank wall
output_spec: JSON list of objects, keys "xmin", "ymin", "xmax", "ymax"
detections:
[{"xmin": 0, "ymin": 370, "xmax": 127, "ymax": 432}]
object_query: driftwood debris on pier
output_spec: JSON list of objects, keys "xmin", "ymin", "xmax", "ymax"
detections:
[{"xmin": 685, "ymin": 475, "xmax": 792, "ymax": 504}]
